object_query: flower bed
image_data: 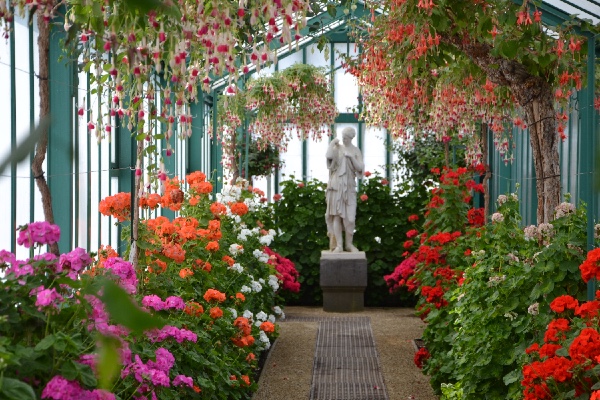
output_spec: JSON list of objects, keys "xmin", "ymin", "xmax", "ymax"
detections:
[{"xmin": 0, "ymin": 173, "xmax": 299, "ymax": 399}]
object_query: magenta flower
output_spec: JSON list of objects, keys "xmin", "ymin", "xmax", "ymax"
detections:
[
  {"xmin": 172, "ymin": 375, "xmax": 194, "ymax": 388},
  {"xmin": 17, "ymin": 221, "xmax": 60, "ymax": 248},
  {"xmin": 151, "ymin": 348, "xmax": 175, "ymax": 372},
  {"xmin": 103, "ymin": 257, "xmax": 138, "ymax": 294},
  {"xmin": 164, "ymin": 296, "xmax": 185, "ymax": 310},
  {"xmin": 142, "ymin": 295, "xmax": 165, "ymax": 311},
  {"xmin": 41, "ymin": 376, "xmax": 83, "ymax": 399},
  {"xmin": 33, "ymin": 286, "xmax": 63, "ymax": 310},
  {"xmin": 58, "ymin": 247, "xmax": 93, "ymax": 279}
]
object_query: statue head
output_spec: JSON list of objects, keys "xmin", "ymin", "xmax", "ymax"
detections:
[{"xmin": 341, "ymin": 127, "xmax": 356, "ymax": 145}]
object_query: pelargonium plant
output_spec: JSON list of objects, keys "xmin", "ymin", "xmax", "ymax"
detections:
[{"xmin": 521, "ymin": 248, "xmax": 600, "ymax": 399}]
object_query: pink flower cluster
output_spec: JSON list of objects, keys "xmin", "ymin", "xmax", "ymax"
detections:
[
  {"xmin": 42, "ymin": 375, "xmax": 114, "ymax": 400},
  {"xmin": 264, "ymin": 247, "xmax": 300, "ymax": 293},
  {"xmin": 384, "ymin": 256, "xmax": 418, "ymax": 293},
  {"xmin": 58, "ymin": 248, "xmax": 93, "ymax": 279},
  {"xmin": 30, "ymin": 285, "xmax": 64, "ymax": 310},
  {"xmin": 85, "ymin": 295, "xmax": 130, "ymax": 338},
  {"xmin": 17, "ymin": 221, "xmax": 60, "ymax": 248},
  {"xmin": 142, "ymin": 295, "xmax": 185, "ymax": 311},
  {"xmin": 145, "ymin": 326, "xmax": 198, "ymax": 343},
  {"xmin": 103, "ymin": 257, "xmax": 138, "ymax": 294}
]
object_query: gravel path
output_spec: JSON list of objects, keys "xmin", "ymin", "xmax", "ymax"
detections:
[{"xmin": 254, "ymin": 307, "xmax": 439, "ymax": 400}]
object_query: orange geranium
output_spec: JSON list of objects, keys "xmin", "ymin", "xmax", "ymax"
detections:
[
  {"xmin": 98, "ymin": 192, "xmax": 131, "ymax": 221},
  {"xmin": 233, "ymin": 317, "xmax": 252, "ymax": 335},
  {"xmin": 205, "ymin": 241, "xmax": 219, "ymax": 252},
  {"xmin": 163, "ymin": 243, "xmax": 186, "ymax": 263},
  {"xmin": 222, "ymin": 255, "xmax": 235, "ymax": 266},
  {"xmin": 260, "ymin": 321, "xmax": 275, "ymax": 333},
  {"xmin": 209, "ymin": 307, "xmax": 223, "ymax": 319},
  {"xmin": 139, "ymin": 193, "xmax": 161, "ymax": 209},
  {"xmin": 186, "ymin": 171, "xmax": 207, "ymax": 184},
  {"xmin": 230, "ymin": 202, "xmax": 249, "ymax": 216},
  {"xmin": 203, "ymin": 289, "xmax": 226, "ymax": 303},
  {"xmin": 241, "ymin": 375, "xmax": 250, "ymax": 386},
  {"xmin": 179, "ymin": 268, "xmax": 193, "ymax": 279},
  {"xmin": 147, "ymin": 259, "xmax": 167, "ymax": 274},
  {"xmin": 210, "ymin": 202, "xmax": 227, "ymax": 216},
  {"xmin": 235, "ymin": 292, "xmax": 245, "ymax": 302},
  {"xmin": 246, "ymin": 353, "xmax": 256, "ymax": 362},
  {"xmin": 191, "ymin": 181, "xmax": 213, "ymax": 194},
  {"xmin": 184, "ymin": 301, "xmax": 204, "ymax": 316}
]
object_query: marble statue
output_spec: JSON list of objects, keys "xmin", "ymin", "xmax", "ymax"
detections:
[{"xmin": 325, "ymin": 127, "xmax": 364, "ymax": 253}]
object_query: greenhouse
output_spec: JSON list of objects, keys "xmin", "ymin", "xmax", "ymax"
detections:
[{"xmin": 1, "ymin": 0, "xmax": 600, "ymax": 399}]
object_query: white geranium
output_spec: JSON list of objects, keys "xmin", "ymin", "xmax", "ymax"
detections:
[
  {"xmin": 253, "ymin": 249, "xmax": 269, "ymax": 263},
  {"xmin": 243, "ymin": 310, "xmax": 254, "ymax": 320},
  {"xmin": 229, "ymin": 243, "xmax": 244, "ymax": 256},
  {"xmin": 237, "ymin": 228, "xmax": 253, "ymax": 242},
  {"xmin": 251, "ymin": 280, "xmax": 263, "ymax": 292},
  {"xmin": 268, "ymin": 314, "xmax": 276, "ymax": 323},
  {"xmin": 497, "ymin": 195, "xmax": 508, "ymax": 206},
  {"xmin": 259, "ymin": 234, "xmax": 274, "ymax": 246},
  {"xmin": 259, "ymin": 330, "xmax": 271, "ymax": 349},
  {"xmin": 523, "ymin": 225, "xmax": 538, "ymax": 241},
  {"xmin": 268, "ymin": 275, "xmax": 280, "ymax": 291},
  {"xmin": 231, "ymin": 263, "xmax": 244, "ymax": 273},
  {"xmin": 256, "ymin": 311, "xmax": 267, "ymax": 321},
  {"xmin": 240, "ymin": 285, "xmax": 251, "ymax": 294},
  {"xmin": 491, "ymin": 212, "xmax": 504, "ymax": 223},
  {"xmin": 273, "ymin": 306, "xmax": 283, "ymax": 315},
  {"xmin": 228, "ymin": 308, "xmax": 238, "ymax": 319}
]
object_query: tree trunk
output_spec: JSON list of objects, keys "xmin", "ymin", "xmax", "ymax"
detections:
[
  {"xmin": 33, "ymin": 15, "xmax": 59, "ymax": 255},
  {"xmin": 521, "ymin": 86, "xmax": 561, "ymax": 223},
  {"xmin": 448, "ymin": 38, "xmax": 562, "ymax": 223}
]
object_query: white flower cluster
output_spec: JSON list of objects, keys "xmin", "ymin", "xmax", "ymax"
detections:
[
  {"xmin": 268, "ymin": 275, "xmax": 280, "ymax": 291},
  {"xmin": 217, "ymin": 185, "xmax": 242, "ymax": 204},
  {"xmin": 240, "ymin": 285, "xmax": 251, "ymax": 294},
  {"xmin": 491, "ymin": 212, "xmax": 504, "ymax": 223},
  {"xmin": 497, "ymin": 195, "xmax": 508, "ymax": 206},
  {"xmin": 268, "ymin": 314, "xmax": 276, "ymax": 323},
  {"xmin": 243, "ymin": 310, "xmax": 254, "ymax": 320},
  {"xmin": 229, "ymin": 243, "xmax": 244, "ymax": 256},
  {"xmin": 527, "ymin": 303, "xmax": 539, "ymax": 316},
  {"xmin": 237, "ymin": 227, "xmax": 258, "ymax": 242},
  {"xmin": 258, "ymin": 330, "xmax": 271, "ymax": 350},
  {"xmin": 538, "ymin": 223, "xmax": 554, "ymax": 239},
  {"xmin": 273, "ymin": 306, "xmax": 284, "ymax": 316},
  {"xmin": 231, "ymin": 263, "xmax": 244, "ymax": 273},
  {"xmin": 487, "ymin": 275, "xmax": 506, "ymax": 287},
  {"xmin": 250, "ymin": 280, "xmax": 263, "ymax": 293},
  {"xmin": 259, "ymin": 229, "xmax": 276, "ymax": 246},
  {"xmin": 554, "ymin": 202, "xmax": 575, "ymax": 219},
  {"xmin": 595, "ymin": 223, "xmax": 600, "ymax": 240},
  {"xmin": 228, "ymin": 308, "xmax": 238, "ymax": 319},
  {"xmin": 523, "ymin": 225, "xmax": 538, "ymax": 241},
  {"xmin": 253, "ymin": 249, "xmax": 269, "ymax": 263},
  {"xmin": 504, "ymin": 311, "xmax": 518, "ymax": 321}
]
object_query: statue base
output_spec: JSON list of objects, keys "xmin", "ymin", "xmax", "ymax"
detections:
[{"xmin": 320, "ymin": 251, "xmax": 367, "ymax": 312}]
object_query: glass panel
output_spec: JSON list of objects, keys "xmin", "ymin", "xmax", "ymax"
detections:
[{"xmin": 363, "ymin": 125, "xmax": 387, "ymax": 177}]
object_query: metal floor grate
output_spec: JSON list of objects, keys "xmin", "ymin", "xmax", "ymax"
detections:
[{"xmin": 309, "ymin": 317, "xmax": 389, "ymax": 400}]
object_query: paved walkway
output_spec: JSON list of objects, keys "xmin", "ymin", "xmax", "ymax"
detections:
[{"xmin": 253, "ymin": 307, "xmax": 438, "ymax": 400}]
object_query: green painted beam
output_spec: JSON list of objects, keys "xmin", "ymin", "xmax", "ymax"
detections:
[
  {"xmin": 9, "ymin": 2, "xmax": 16, "ymax": 253},
  {"xmin": 335, "ymin": 113, "xmax": 359, "ymax": 123},
  {"xmin": 188, "ymin": 94, "xmax": 204, "ymax": 174},
  {"xmin": 48, "ymin": 22, "xmax": 74, "ymax": 253}
]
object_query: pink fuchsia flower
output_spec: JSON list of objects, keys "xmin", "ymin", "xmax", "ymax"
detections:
[
  {"xmin": 364, "ymin": 171, "xmax": 371, "ymax": 177},
  {"xmin": 142, "ymin": 295, "xmax": 165, "ymax": 311},
  {"xmin": 273, "ymin": 193, "xmax": 282, "ymax": 201},
  {"xmin": 164, "ymin": 296, "xmax": 185, "ymax": 310},
  {"xmin": 172, "ymin": 375, "xmax": 194, "ymax": 388},
  {"xmin": 360, "ymin": 194, "xmax": 368, "ymax": 201},
  {"xmin": 17, "ymin": 221, "xmax": 61, "ymax": 248},
  {"xmin": 381, "ymin": 179, "xmax": 389, "ymax": 185},
  {"xmin": 58, "ymin": 247, "xmax": 93, "ymax": 279}
]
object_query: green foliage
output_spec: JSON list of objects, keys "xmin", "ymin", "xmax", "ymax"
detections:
[
  {"xmin": 269, "ymin": 177, "xmax": 328, "ymax": 305},
  {"xmin": 420, "ymin": 194, "xmax": 592, "ymax": 399}
]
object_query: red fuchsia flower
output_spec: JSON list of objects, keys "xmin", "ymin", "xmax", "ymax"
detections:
[
  {"xmin": 360, "ymin": 194, "xmax": 368, "ymax": 201},
  {"xmin": 406, "ymin": 229, "xmax": 419, "ymax": 238},
  {"xmin": 364, "ymin": 171, "xmax": 371, "ymax": 177},
  {"xmin": 273, "ymin": 193, "xmax": 282, "ymax": 201},
  {"xmin": 381, "ymin": 179, "xmax": 389, "ymax": 185}
]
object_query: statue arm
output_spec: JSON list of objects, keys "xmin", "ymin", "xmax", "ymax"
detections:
[{"xmin": 345, "ymin": 148, "xmax": 364, "ymax": 176}]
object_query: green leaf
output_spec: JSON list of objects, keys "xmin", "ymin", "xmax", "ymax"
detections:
[
  {"xmin": 500, "ymin": 40, "xmax": 520, "ymax": 59},
  {"xmin": 98, "ymin": 278, "xmax": 166, "ymax": 334},
  {"xmin": 327, "ymin": 4, "xmax": 336, "ymax": 17},
  {"xmin": 122, "ymin": 0, "xmax": 182, "ymax": 19},
  {"xmin": 34, "ymin": 334, "xmax": 55, "ymax": 351},
  {"xmin": 540, "ymin": 279, "xmax": 554, "ymax": 294},
  {"xmin": 503, "ymin": 369, "xmax": 519, "ymax": 385},
  {"xmin": 0, "ymin": 378, "xmax": 36, "ymax": 400}
]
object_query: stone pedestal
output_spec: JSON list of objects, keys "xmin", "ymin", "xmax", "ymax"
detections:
[{"xmin": 320, "ymin": 251, "xmax": 367, "ymax": 312}]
